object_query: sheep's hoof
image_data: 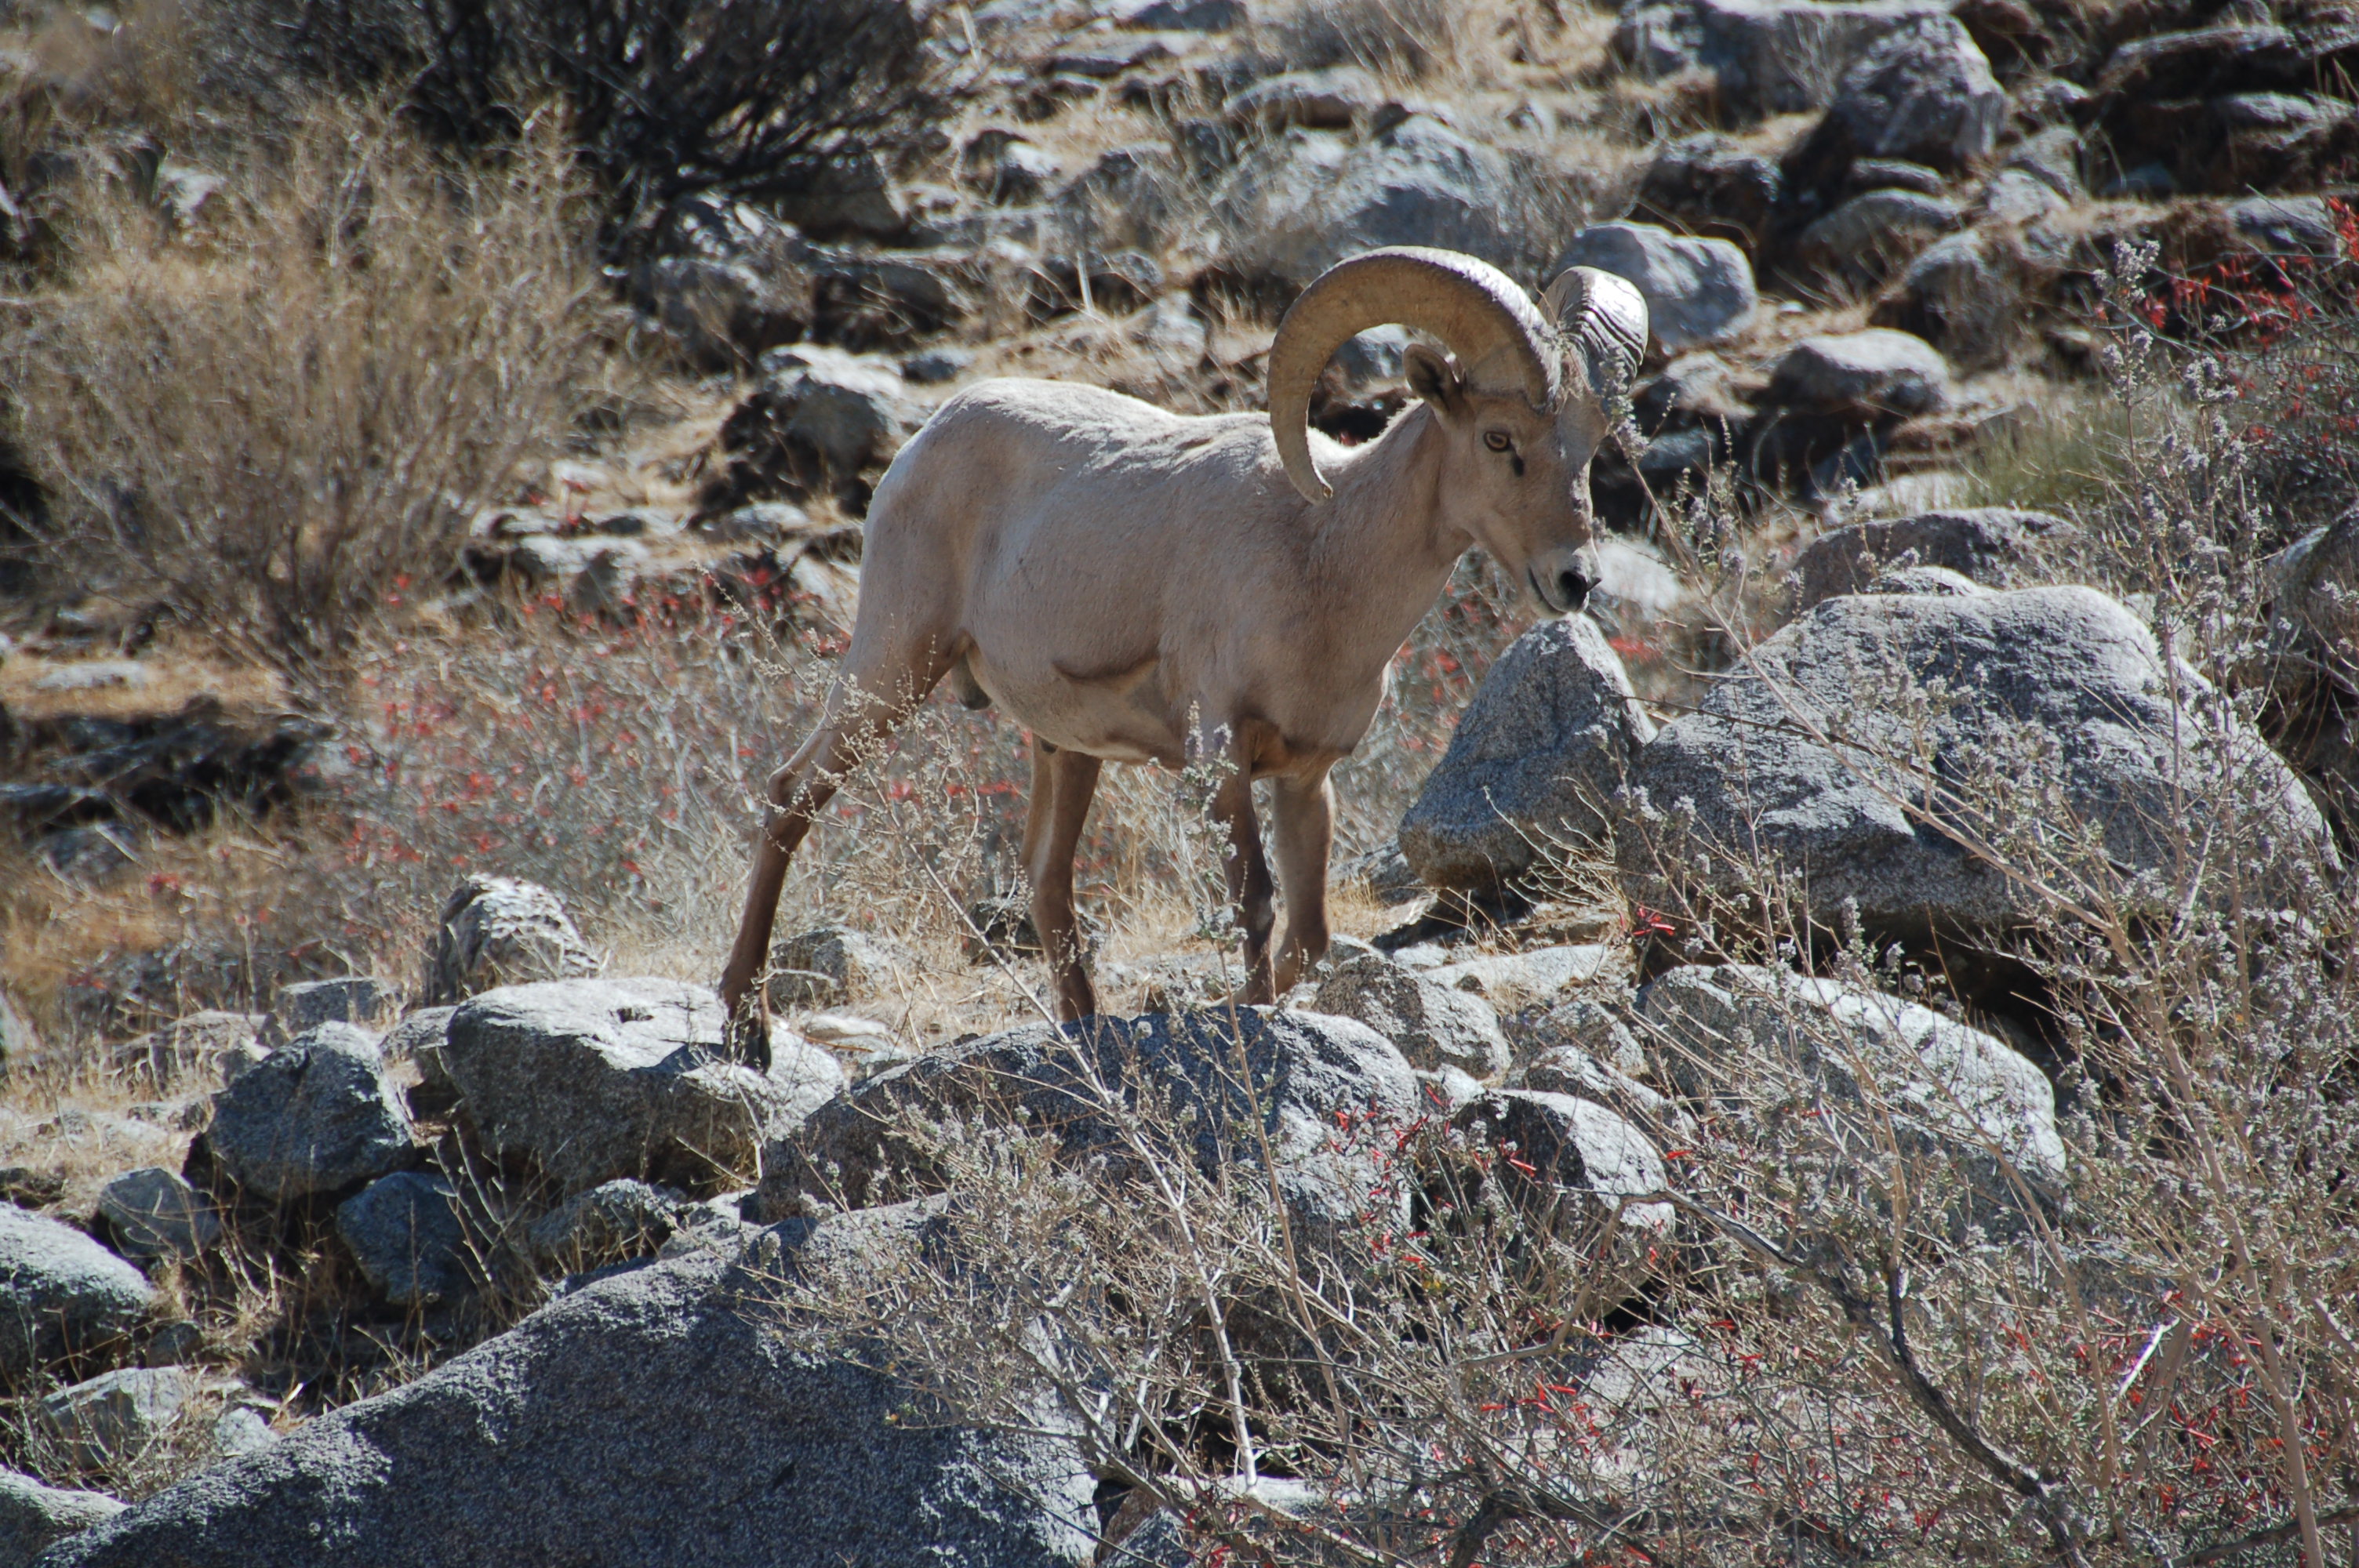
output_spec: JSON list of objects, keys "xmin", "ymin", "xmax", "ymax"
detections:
[{"xmin": 720, "ymin": 1002, "xmax": 774, "ymax": 1072}]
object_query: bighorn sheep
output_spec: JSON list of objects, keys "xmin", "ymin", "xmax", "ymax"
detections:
[{"xmin": 717, "ymin": 246, "xmax": 1646, "ymax": 1061}]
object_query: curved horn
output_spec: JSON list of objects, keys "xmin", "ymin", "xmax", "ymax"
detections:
[
  {"xmin": 1268, "ymin": 247, "xmax": 1558, "ymax": 503},
  {"xmin": 1542, "ymin": 265, "xmax": 1649, "ymax": 407}
]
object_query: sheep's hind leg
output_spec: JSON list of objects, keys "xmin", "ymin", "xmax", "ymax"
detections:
[
  {"xmin": 1268, "ymin": 768, "xmax": 1335, "ymax": 994},
  {"xmin": 1023, "ymin": 742, "xmax": 1103, "ymax": 1022},
  {"xmin": 718, "ymin": 656, "xmax": 949, "ymax": 1065}
]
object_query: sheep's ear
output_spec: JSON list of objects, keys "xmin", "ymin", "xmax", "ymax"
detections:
[{"xmin": 1404, "ymin": 343, "xmax": 1465, "ymax": 416}]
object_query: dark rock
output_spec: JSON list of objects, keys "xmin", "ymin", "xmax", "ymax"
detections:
[
  {"xmin": 201, "ymin": 1023, "xmax": 413, "ymax": 1203},
  {"xmin": 2254, "ymin": 510, "xmax": 2359, "ymax": 844},
  {"xmin": 1, "ymin": 699, "xmax": 325, "ymax": 837},
  {"xmin": 1788, "ymin": 507, "xmax": 2074, "ymax": 609},
  {"xmin": 1791, "ymin": 189, "xmax": 1962, "ymax": 285},
  {"xmin": 1870, "ymin": 227, "xmax": 2048, "ymax": 368},
  {"xmin": 336, "ymin": 1173, "xmax": 471, "ymax": 1308},
  {"xmin": 441, "ymin": 978, "xmax": 844, "ymax": 1196},
  {"xmin": 1636, "ymin": 133, "xmax": 1781, "ymax": 249},
  {"xmin": 420, "ymin": 877, "xmax": 601, "ymax": 1007},
  {"xmin": 0, "ymin": 1208, "xmax": 154, "ymax": 1381},
  {"xmin": 526, "ymin": 1179, "xmax": 688, "ymax": 1274},
  {"xmin": 711, "ymin": 354, "xmax": 920, "ymax": 512},
  {"xmin": 36, "ymin": 1210, "xmax": 1097, "ymax": 1568},
  {"xmin": 94, "ymin": 1169, "xmax": 219, "ymax": 1266},
  {"xmin": 1765, "ymin": 330, "xmax": 1950, "ymax": 419},
  {"xmin": 1821, "ymin": 16, "xmax": 2005, "ymax": 169},
  {"xmin": 1398, "ymin": 615, "xmax": 1657, "ymax": 895}
]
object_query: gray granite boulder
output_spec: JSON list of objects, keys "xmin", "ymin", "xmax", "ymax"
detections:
[
  {"xmin": 1400, "ymin": 615, "xmax": 1656, "ymax": 894},
  {"xmin": 336, "ymin": 1173, "xmax": 471, "ymax": 1308},
  {"xmin": 1634, "ymin": 964, "xmax": 2064, "ymax": 1210},
  {"xmin": 1616, "ymin": 586, "xmax": 2336, "ymax": 953},
  {"xmin": 441, "ymin": 979, "xmax": 845, "ymax": 1196},
  {"xmin": 1765, "ymin": 329, "xmax": 1950, "ymax": 419},
  {"xmin": 1212, "ymin": 117, "xmax": 1537, "ymax": 289},
  {"xmin": 94, "ymin": 1170, "xmax": 220, "ymax": 1266},
  {"xmin": 0, "ymin": 1210, "xmax": 153, "ymax": 1382},
  {"xmin": 1791, "ymin": 190, "xmax": 1961, "ymax": 283},
  {"xmin": 1312, "ymin": 953, "xmax": 1510, "ymax": 1078},
  {"xmin": 1450, "ymin": 1090, "xmax": 1672, "ymax": 1288},
  {"xmin": 1789, "ymin": 508, "xmax": 2074, "ymax": 610},
  {"xmin": 34, "ymin": 1209, "xmax": 1096, "ymax": 1568},
  {"xmin": 420, "ymin": 877, "xmax": 601, "ymax": 1007},
  {"xmin": 1223, "ymin": 66, "xmax": 1385, "ymax": 131},
  {"xmin": 1614, "ymin": 0, "xmax": 1952, "ymax": 115},
  {"xmin": 1820, "ymin": 16, "xmax": 2004, "ymax": 169},
  {"xmin": 0, "ymin": 1470, "xmax": 121, "ymax": 1565},
  {"xmin": 1554, "ymin": 222, "xmax": 1757, "ymax": 353},
  {"xmin": 202, "ymin": 1023, "xmax": 413, "ymax": 1203},
  {"xmin": 527, "ymin": 1179, "xmax": 690, "ymax": 1274},
  {"xmin": 758, "ymin": 1008, "xmax": 1419, "ymax": 1234},
  {"xmin": 35, "ymin": 1367, "xmax": 202, "ymax": 1473}
]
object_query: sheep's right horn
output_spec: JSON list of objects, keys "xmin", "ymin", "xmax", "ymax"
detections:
[
  {"xmin": 1542, "ymin": 265, "xmax": 1649, "ymax": 406},
  {"xmin": 1267, "ymin": 247, "xmax": 1558, "ymax": 503}
]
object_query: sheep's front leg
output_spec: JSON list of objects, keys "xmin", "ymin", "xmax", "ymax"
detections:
[
  {"xmin": 1207, "ymin": 750, "xmax": 1278, "ymax": 1007},
  {"xmin": 1023, "ymin": 742, "xmax": 1103, "ymax": 1022},
  {"xmin": 1269, "ymin": 768, "xmax": 1335, "ymax": 994}
]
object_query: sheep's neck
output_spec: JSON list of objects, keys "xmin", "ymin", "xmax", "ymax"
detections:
[{"xmin": 1314, "ymin": 404, "xmax": 1471, "ymax": 659}]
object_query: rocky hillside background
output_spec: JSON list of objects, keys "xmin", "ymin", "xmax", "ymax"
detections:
[{"xmin": 0, "ymin": 1, "xmax": 2355, "ymax": 1564}]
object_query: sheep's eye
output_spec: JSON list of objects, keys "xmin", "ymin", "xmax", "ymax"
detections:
[{"xmin": 1483, "ymin": 430, "xmax": 1513, "ymax": 453}]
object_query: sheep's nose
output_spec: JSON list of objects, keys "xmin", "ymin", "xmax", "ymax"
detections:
[{"xmin": 1554, "ymin": 564, "xmax": 1596, "ymax": 612}]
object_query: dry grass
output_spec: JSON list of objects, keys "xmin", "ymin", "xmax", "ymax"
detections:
[{"xmin": 0, "ymin": 99, "xmax": 608, "ymax": 691}]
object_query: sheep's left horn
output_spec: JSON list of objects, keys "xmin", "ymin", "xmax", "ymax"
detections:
[
  {"xmin": 1268, "ymin": 247, "xmax": 1558, "ymax": 503},
  {"xmin": 1542, "ymin": 266, "xmax": 1649, "ymax": 406}
]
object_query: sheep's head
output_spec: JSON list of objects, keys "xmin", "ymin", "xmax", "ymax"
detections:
[{"xmin": 1267, "ymin": 246, "xmax": 1647, "ymax": 615}]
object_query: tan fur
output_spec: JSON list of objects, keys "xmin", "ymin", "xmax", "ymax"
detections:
[{"xmin": 715, "ymin": 265, "xmax": 1630, "ymax": 1055}]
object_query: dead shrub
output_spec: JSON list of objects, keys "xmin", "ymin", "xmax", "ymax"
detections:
[{"xmin": 0, "ymin": 102, "xmax": 602, "ymax": 691}]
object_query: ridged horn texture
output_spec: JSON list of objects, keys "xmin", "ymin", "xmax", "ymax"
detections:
[
  {"xmin": 1267, "ymin": 247, "xmax": 1558, "ymax": 503},
  {"xmin": 1543, "ymin": 265, "xmax": 1650, "ymax": 405}
]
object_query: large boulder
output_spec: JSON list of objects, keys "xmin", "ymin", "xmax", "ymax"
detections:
[
  {"xmin": 1212, "ymin": 117, "xmax": 1537, "ymax": 289},
  {"xmin": 1764, "ymin": 329, "xmax": 1950, "ymax": 420},
  {"xmin": 200, "ymin": 1023, "xmax": 413, "ymax": 1203},
  {"xmin": 1870, "ymin": 226, "xmax": 2046, "ymax": 369},
  {"xmin": 715, "ymin": 353, "xmax": 921, "ymax": 508},
  {"xmin": 1634, "ymin": 964, "xmax": 2064, "ymax": 1212},
  {"xmin": 1789, "ymin": 508, "xmax": 2074, "ymax": 610},
  {"xmin": 0, "ymin": 1471, "xmax": 122, "ymax": 1565},
  {"xmin": 1818, "ymin": 16, "xmax": 2005, "ymax": 169},
  {"xmin": 1553, "ymin": 222, "xmax": 1757, "ymax": 354},
  {"xmin": 1635, "ymin": 133, "xmax": 1783, "ymax": 249},
  {"xmin": 1450, "ymin": 1090, "xmax": 1672, "ymax": 1238},
  {"xmin": 441, "ymin": 979, "xmax": 845, "ymax": 1196},
  {"xmin": 420, "ymin": 877, "xmax": 600, "ymax": 1007},
  {"xmin": 757, "ymin": 1008, "xmax": 1419, "ymax": 1234},
  {"xmin": 1399, "ymin": 616, "xmax": 1656, "ymax": 894},
  {"xmin": 1790, "ymin": 189, "xmax": 1962, "ymax": 285},
  {"xmin": 35, "ymin": 1210, "xmax": 1097, "ymax": 1568},
  {"xmin": 1615, "ymin": 0, "xmax": 1954, "ymax": 116},
  {"xmin": 1617, "ymin": 586, "xmax": 2337, "ymax": 962},
  {"xmin": 0, "ymin": 1210, "xmax": 154, "ymax": 1382},
  {"xmin": 262, "ymin": 978, "xmax": 400, "ymax": 1048},
  {"xmin": 1312, "ymin": 953, "xmax": 1511, "ymax": 1079}
]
